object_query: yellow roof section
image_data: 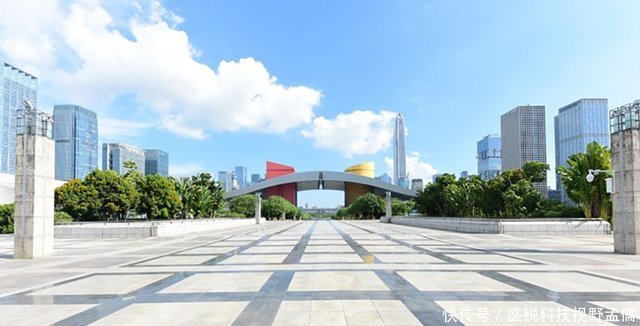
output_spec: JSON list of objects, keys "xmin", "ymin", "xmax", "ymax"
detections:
[{"xmin": 345, "ymin": 161, "xmax": 375, "ymax": 178}]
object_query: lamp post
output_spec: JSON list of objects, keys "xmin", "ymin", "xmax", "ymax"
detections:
[{"xmin": 586, "ymin": 169, "xmax": 613, "ymax": 193}]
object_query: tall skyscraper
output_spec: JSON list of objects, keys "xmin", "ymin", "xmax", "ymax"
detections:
[
  {"xmin": 393, "ymin": 113, "xmax": 407, "ymax": 187},
  {"xmin": 53, "ymin": 105, "xmax": 98, "ymax": 180},
  {"xmin": 144, "ymin": 149, "xmax": 169, "ymax": 177},
  {"xmin": 218, "ymin": 171, "xmax": 232, "ymax": 192},
  {"xmin": 554, "ymin": 99, "xmax": 609, "ymax": 203},
  {"xmin": 501, "ymin": 105, "xmax": 547, "ymax": 196},
  {"xmin": 1, "ymin": 61, "xmax": 37, "ymax": 174},
  {"xmin": 477, "ymin": 134, "xmax": 502, "ymax": 180},
  {"xmin": 102, "ymin": 143, "xmax": 146, "ymax": 175},
  {"xmin": 251, "ymin": 173, "xmax": 261, "ymax": 184},
  {"xmin": 234, "ymin": 166, "xmax": 247, "ymax": 189}
]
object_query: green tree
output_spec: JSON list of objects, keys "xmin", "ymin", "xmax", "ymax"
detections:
[
  {"xmin": 84, "ymin": 170, "xmax": 137, "ymax": 220},
  {"xmin": 348, "ymin": 193, "xmax": 385, "ymax": 219},
  {"xmin": 522, "ymin": 161, "xmax": 549, "ymax": 183},
  {"xmin": 557, "ymin": 141, "xmax": 612, "ymax": 220},
  {"xmin": 391, "ymin": 198, "xmax": 415, "ymax": 216},
  {"xmin": 482, "ymin": 169, "xmax": 526, "ymax": 217},
  {"xmin": 335, "ymin": 207, "xmax": 349, "ymax": 219},
  {"xmin": 122, "ymin": 161, "xmax": 143, "ymax": 212},
  {"xmin": 54, "ymin": 179, "xmax": 100, "ymax": 221},
  {"xmin": 262, "ymin": 196, "xmax": 292, "ymax": 220},
  {"xmin": 138, "ymin": 174, "xmax": 183, "ymax": 219},
  {"xmin": 172, "ymin": 177, "xmax": 194, "ymax": 218},
  {"xmin": 446, "ymin": 175, "xmax": 486, "ymax": 217},
  {"xmin": 415, "ymin": 174, "xmax": 458, "ymax": 216},
  {"xmin": 503, "ymin": 179, "xmax": 543, "ymax": 218},
  {"xmin": 191, "ymin": 186, "xmax": 214, "ymax": 218},
  {"xmin": 230, "ymin": 194, "xmax": 256, "ymax": 217},
  {"xmin": 0, "ymin": 203, "xmax": 14, "ymax": 234},
  {"xmin": 191, "ymin": 172, "xmax": 225, "ymax": 217}
]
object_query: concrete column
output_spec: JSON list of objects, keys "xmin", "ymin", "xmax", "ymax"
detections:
[
  {"xmin": 14, "ymin": 106, "xmax": 55, "ymax": 259},
  {"xmin": 381, "ymin": 191, "xmax": 392, "ymax": 223},
  {"xmin": 611, "ymin": 102, "xmax": 640, "ymax": 255},
  {"xmin": 255, "ymin": 192, "xmax": 262, "ymax": 224}
]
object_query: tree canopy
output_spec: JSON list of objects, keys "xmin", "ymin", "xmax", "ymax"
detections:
[
  {"xmin": 230, "ymin": 194, "xmax": 256, "ymax": 217},
  {"xmin": 414, "ymin": 162, "xmax": 577, "ymax": 218},
  {"xmin": 557, "ymin": 141, "xmax": 611, "ymax": 220}
]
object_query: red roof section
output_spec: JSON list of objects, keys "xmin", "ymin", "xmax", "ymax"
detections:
[{"xmin": 266, "ymin": 161, "xmax": 295, "ymax": 180}]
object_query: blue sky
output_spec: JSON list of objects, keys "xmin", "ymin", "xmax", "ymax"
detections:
[{"xmin": 1, "ymin": 0, "xmax": 639, "ymax": 207}]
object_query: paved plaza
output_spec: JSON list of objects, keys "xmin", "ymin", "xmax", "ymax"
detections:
[{"xmin": 1, "ymin": 220, "xmax": 640, "ymax": 325}]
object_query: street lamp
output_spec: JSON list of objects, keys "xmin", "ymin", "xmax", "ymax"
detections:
[{"xmin": 586, "ymin": 169, "xmax": 614, "ymax": 193}]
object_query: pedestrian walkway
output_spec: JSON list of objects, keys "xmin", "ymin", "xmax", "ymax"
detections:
[{"xmin": 0, "ymin": 220, "xmax": 639, "ymax": 325}]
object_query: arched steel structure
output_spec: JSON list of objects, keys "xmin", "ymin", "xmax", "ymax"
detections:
[{"xmin": 224, "ymin": 170, "xmax": 416, "ymax": 206}]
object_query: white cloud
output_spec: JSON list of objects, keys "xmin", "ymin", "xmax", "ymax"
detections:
[
  {"xmin": 99, "ymin": 118, "xmax": 155, "ymax": 138},
  {"xmin": 385, "ymin": 151, "xmax": 438, "ymax": 183},
  {"xmin": 301, "ymin": 110, "xmax": 396, "ymax": 158},
  {"xmin": 0, "ymin": 0, "xmax": 321, "ymax": 139},
  {"xmin": 169, "ymin": 163, "xmax": 207, "ymax": 177}
]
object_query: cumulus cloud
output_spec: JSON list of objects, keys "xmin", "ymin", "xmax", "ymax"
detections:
[
  {"xmin": 301, "ymin": 110, "xmax": 396, "ymax": 158},
  {"xmin": 0, "ymin": 0, "xmax": 321, "ymax": 139},
  {"xmin": 385, "ymin": 151, "xmax": 438, "ymax": 183}
]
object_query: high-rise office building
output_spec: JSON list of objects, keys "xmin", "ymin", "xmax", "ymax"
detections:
[
  {"xmin": 411, "ymin": 178, "xmax": 424, "ymax": 191},
  {"xmin": 102, "ymin": 143, "xmax": 146, "ymax": 175},
  {"xmin": 53, "ymin": 105, "xmax": 98, "ymax": 180},
  {"xmin": 218, "ymin": 171, "xmax": 232, "ymax": 192},
  {"xmin": 393, "ymin": 113, "xmax": 407, "ymax": 187},
  {"xmin": 376, "ymin": 172, "xmax": 392, "ymax": 184},
  {"xmin": 251, "ymin": 173, "xmax": 261, "ymax": 184},
  {"xmin": 501, "ymin": 105, "xmax": 547, "ymax": 196},
  {"xmin": 477, "ymin": 134, "xmax": 502, "ymax": 180},
  {"xmin": 234, "ymin": 166, "xmax": 247, "ymax": 189},
  {"xmin": 460, "ymin": 171, "xmax": 469, "ymax": 178},
  {"xmin": 1, "ymin": 61, "xmax": 37, "ymax": 174},
  {"xmin": 432, "ymin": 173, "xmax": 444, "ymax": 183},
  {"xmin": 144, "ymin": 149, "xmax": 169, "ymax": 177},
  {"xmin": 554, "ymin": 99, "xmax": 609, "ymax": 203}
]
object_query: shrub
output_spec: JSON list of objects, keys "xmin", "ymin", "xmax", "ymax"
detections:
[
  {"xmin": 54, "ymin": 211, "xmax": 73, "ymax": 224},
  {"xmin": 0, "ymin": 203, "xmax": 14, "ymax": 234}
]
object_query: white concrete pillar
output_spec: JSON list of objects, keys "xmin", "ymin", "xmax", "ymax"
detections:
[
  {"xmin": 611, "ymin": 102, "xmax": 640, "ymax": 255},
  {"xmin": 14, "ymin": 106, "xmax": 55, "ymax": 259},
  {"xmin": 255, "ymin": 192, "xmax": 262, "ymax": 224},
  {"xmin": 380, "ymin": 191, "xmax": 392, "ymax": 223}
]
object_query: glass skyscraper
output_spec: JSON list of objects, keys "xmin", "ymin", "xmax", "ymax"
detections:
[
  {"xmin": 102, "ymin": 143, "xmax": 146, "ymax": 175},
  {"xmin": 376, "ymin": 172, "xmax": 392, "ymax": 184},
  {"xmin": 1, "ymin": 61, "xmax": 37, "ymax": 174},
  {"xmin": 477, "ymin": 134, "xmax": 502, "ymax": 180},
  {"xmin": 53, "ymin": 105, "xmax": 98, "ymax": 180},
  {"xmin": 251, "ymin": 173, "xmax": 261, "ymax": 184},
  {"xmin": 144, "ymin": 149, "xmax": 169, "ymax": 177},
  {"xmin": 393, "ymin": 113, "xmax": 407, "ymax": 187},
  {"xmin": 501, "ymin": 105, "xmax": 547, "ymax": 196},
  {"xmin": 554, "ymin": 98, "xmax": 609, "ymax": 203},
  {"xmin": 218, "ymin": 171, "xmax": 232, "ymax": 192},
  {"xmin": 234, "ymin": 166, "xmax": 247, "ymax": 189}
]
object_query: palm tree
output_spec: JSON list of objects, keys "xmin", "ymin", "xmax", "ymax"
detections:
[
  {"xmin": 557, "ymin": 142, "xmax": 611, "ymax": 220},
  {"xmin": 172, "ymin": 177, "xmax": 194, "ymax": 218}
]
